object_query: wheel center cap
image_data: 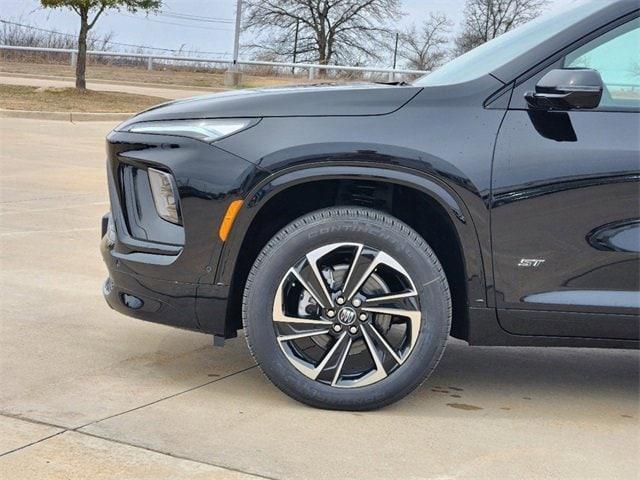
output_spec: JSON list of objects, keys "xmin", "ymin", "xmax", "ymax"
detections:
[{"xmin": 337, "ymin": 307, "xmax": 357, "ymax": 325}]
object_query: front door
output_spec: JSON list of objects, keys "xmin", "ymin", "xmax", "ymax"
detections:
[{"xmin": 491, "ymin": 16, "xmax": 640, "ymax": 339}]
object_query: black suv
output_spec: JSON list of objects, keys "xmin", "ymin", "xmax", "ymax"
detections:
[{"xmin": 102, "ymin": 0, "xmax": 639, "ymax": 410}]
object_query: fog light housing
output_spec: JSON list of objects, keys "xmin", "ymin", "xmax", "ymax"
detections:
[
  {"xmin": 148, "ymin": 168, "xmax": 181, "ymax": 225},
  {"xmin": 122, "ymin": 293, "xmax": 144, "ymax": 310}
]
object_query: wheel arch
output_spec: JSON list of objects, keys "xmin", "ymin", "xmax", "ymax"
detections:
[{"xmin": 217, "ymin": 163, "xmax": 486, "ymax": 341}]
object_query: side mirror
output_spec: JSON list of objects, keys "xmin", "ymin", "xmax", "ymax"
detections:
[{"xmin": 525, "ymin": 68, "xmax": 603, "ymax": 110}]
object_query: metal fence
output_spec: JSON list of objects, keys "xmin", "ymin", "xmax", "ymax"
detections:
[{"xmin": 0, "ymin": 44, "xmax": 428, "ymax": 82}]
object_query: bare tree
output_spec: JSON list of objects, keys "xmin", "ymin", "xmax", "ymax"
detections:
[
  {"xmin": 454, "ymin": 0, "xmax": 547, "ymax": 55},
  {"xmin": 399, "ymin": 13, "xmax": 451, "ymax": 71},
  {"xmin": 40, "ymin": 0, "xmax": 162, "ymax": 90},
  {"xmin": 242, "ymin": 0, "xmax": 402, "ymax": 66}
]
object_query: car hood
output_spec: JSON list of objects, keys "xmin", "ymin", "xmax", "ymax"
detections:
[{"xmin": 119, "ymin": 83, "xmax": 422, "ymax": 126}]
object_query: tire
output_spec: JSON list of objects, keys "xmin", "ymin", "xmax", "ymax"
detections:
[{"xmin": 242, "ymin": 207, "xmax": 451, "ymax": 410}]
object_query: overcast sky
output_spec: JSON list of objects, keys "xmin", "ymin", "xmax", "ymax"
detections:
[{"xmin": 2, "ymin": 0, "xmax": 569, "ymax": 60}]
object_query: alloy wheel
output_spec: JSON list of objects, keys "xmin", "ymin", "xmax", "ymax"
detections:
[{"xmin": 272, "ymin": 242, "xmax": 421, "ymax": 388}]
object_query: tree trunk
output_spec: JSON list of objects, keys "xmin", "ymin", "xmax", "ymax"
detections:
[
  {"xmin": 76, "ymin": 12, "xmax": 89, "ymax": 90},
  {"xmin": 316, "ymin": 35, "xmax": 329, "ymax": 78}
]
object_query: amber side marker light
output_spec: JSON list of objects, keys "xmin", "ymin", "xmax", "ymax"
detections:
[{"xmin": 219, "ymin": 199, "xmax": 244, "ymax": 242}]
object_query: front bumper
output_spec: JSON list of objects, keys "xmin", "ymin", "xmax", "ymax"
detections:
[
  {"xmin": 101, "ymin": 212, "xmax": 202, "ymax": 330},
  {"xmin": 100, "ymin": 130, "xmax": 258, "ymax": 337}
]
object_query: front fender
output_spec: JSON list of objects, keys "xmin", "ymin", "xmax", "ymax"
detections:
[{"xmin": 214, "ymin": 160, "xmax": 487, "ymax": 305}]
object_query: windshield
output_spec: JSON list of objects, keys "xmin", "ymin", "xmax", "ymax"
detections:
[{"xmin": 414, "ymin": 0, "xmax": 608, "ymax": 87}]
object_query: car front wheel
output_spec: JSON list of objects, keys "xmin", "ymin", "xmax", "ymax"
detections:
[{"xmin": 242, "ymin": 207, "xmax": 451, "ymax": 410}]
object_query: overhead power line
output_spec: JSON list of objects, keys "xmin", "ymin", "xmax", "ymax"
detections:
[
  {"xmin": 116, "ymin": 12, "xmax": 233, "ymax": 32},
  {"xmin": 158, "ymin": 11, "xmax": 234, "ymax": 24}
]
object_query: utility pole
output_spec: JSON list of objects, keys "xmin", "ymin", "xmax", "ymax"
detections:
[
  {"xmin": 392, "ymin": 32, "xmax": 399, "ymax": 69},
  {"xmin": 391, "ymin": 32, "xmax": 399, "ymax": 83},
  {"xmin": 292, "ymin": 19, "xmax": 299, "ymax": 75},
  {"xmin": 225, "ymin": 0, "xmax": 244, "ymax": 87},
  {"xmin": 232, "ymin": 0, "xmax": 243, "ymax": 65}
]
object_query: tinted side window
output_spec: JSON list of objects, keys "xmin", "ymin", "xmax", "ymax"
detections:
[{"xmin": 564, "ymin": 18, "xmax": 639, "ymax": 109}]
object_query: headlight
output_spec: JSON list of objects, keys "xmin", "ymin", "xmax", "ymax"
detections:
[
  {"xmin": 148, "ymin": 168, "xmax": 181, "ymax": 225},
  {"xmin": 124, "ymin": 119, "xmax": 257, "ymax": 143}
]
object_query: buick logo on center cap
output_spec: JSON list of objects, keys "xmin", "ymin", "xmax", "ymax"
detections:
[{"xmin": 338, "ymin": 307, "xmax": 357, "ymax": 325}]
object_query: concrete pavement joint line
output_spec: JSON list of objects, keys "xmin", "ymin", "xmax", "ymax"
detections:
[
  {"xmin": 0, "ymin": 412, "xmax": 67, "ymax": 431},
  {"xmin": 0, "ymin": 365, "xmax": 277, "ymax": 480},
  {"xmin": 0, "ymin": 430, "xmax": 66, "ymax": 458},
  {"xmin": 74, "ymin": 364, "xmax": 259, "ymax": 432},
  {"xmin": 0, "ymin": 367, "xmax": 274, "ymax": 479},
  {"xmin": 0, "ymin": 414, "xmax": 275, "ymax": 480},
  {"xmin": 77, "ymin": 430, "xmax": 278, "ymax": 480},
  {"xmin": 1, "ymin": 366, "xmax": 258, "ymax": 435}
]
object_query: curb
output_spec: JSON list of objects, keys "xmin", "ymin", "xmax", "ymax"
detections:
[{"xmin": 0, "ymin": 109, "xmax": 131, "ymax": 122}]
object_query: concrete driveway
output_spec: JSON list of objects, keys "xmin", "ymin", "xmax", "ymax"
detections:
[{"xmin": 0, "ymin": 117, "xmax": 638, "ymax": 480}]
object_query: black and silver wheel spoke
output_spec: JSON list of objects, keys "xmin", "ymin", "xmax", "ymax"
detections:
[
  {"xmin": 361, "ymin": 306, "xmax": 421, "ymax": 359},
  {"xmin": 357, "ymin": 325, "xmax": 388, "ymax": 386},
  {"xmin": 362, "ymin": 290, "xmax": 418, "ymax": 307},
  {"xmin": 331, "ymin": 336, "xmax": 353, "ymax": 386},
  {"xmin": 290, "ymin": 266, "xmax": 333, "ymax": 310},
  {"xmin": 343, "ymin": 249, "xmax": 413, "ymax": 301},
  {"xmin": 289, "ymin": 332, "xmax": 350, "ymax": 381},
  {"xmin": 272, "ymin": 280, "xmax": 334, "ymax": 326},
  {"xmin": 276, "ymin": 328, "xmax": 332, "ymax": 342},
  {"xmin": 303, "ymin": 245, "xmax": 340, "ymax": 308},
  {"xmin": 273, "ymin": 242, "xmax": 422, "ymax": 388},
  {"xmin": 341, "ymin": 244, "xmax": 374, "ymax": 300},
  {"xmin": 361, "ymin": 322, "xmax": 403, "ymax": 366}
]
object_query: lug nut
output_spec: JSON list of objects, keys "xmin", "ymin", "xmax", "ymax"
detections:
[
  {"xmin": 349, "ymin": 326, "xmax": 358, "ymax": 334},
  {"xmin": 352, "ymin": 298, "xmax": 362, "ymax": 307},
  {"xmin": 336, "ymin": 296, "xmax": 345, "ymax": 305},
  {"xmin": 359, "ymin": 313, "xmax": 368, "ymax": 321},
  {"xmin": 326, "ymin": 309, "xmax": 336, "ymax": 318},
  {"xmin": 332, "ymin": 324, "xmax": 342, "ymax": 332}
]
